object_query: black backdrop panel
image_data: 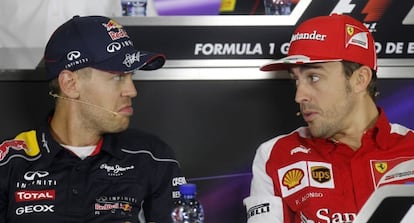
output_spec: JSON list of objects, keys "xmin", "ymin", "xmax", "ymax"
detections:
[{"xmin": 0, "ymin": 78, "xmax": 413, "ymax": 223}]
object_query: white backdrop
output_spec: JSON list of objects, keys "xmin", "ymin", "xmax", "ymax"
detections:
[
  {"xmin": 0, "ymin": 0, "xmax": 126, "ymax": 48},
  {"xmin": 0, "ymin": 0, "xmax": 159, "ymax": 69}
]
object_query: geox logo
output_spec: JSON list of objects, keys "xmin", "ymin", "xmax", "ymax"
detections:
[
  {"xmin": 311, "ymin": 166, "xmax": 331, "ymax": 183},
  {"xmin": 247, "ymin": 203, "xmax": 270, "ymax": 219}
]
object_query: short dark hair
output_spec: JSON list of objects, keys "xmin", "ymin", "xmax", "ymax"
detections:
[
  {"xmin": 48, "ymin": 78, "xmax": 60, "ymax": 95},
  {"xmin": 342, "ymin": 61, "xmax": 378, "ymax": 101},
  {"xmin": 48, "ymin": 67, "xmax": 92, "ymax": 96}
]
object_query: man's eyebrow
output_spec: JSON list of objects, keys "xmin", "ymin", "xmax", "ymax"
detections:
[{"xmin": 288, "ymin": 63, "xmax": 326, "ymax": 73}]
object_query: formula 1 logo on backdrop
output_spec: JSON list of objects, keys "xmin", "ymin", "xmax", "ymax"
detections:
[
  {"xmin": 287, "ymin": 1, "xmax": 414, "ymax": 28},
  {"xmin": 331, "ymin": 0, "xmax": 414, "ymax": 31},
  {"xmin": 331, "ymin": 0, "xmax": 391, "ymax": 22}
]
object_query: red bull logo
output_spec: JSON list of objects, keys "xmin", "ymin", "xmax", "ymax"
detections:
[
  {"xmin": 102, "ymin": 20, "xmax": 123, "ymax": 31},
  {"xmin": 102, "ymin": 20, "xmax": 130, "ymax": 41},
  {"xmin": 120, "ymin": 202, "xmax": 132, "ymax": 212},
  {"xmin": 0, "ymin": 140, "xmax": 29, "ymax": 161}
]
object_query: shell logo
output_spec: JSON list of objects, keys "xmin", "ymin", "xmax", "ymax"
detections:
[{"xmin": 282, "ymin": 168, "xmax": 304, "ymax": 190}]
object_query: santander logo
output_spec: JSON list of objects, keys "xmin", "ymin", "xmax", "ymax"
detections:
[{"xmin": 290, "ymin": 30, "xmax": 328, "ymax": 43}]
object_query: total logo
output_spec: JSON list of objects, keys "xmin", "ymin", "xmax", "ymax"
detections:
[
  {"xmin": 15, "ymin": 190, "xmax": 55, "ymax": 202},
  {"xmin": 15, "ymin": 204, "xmax": 54, "ymax": 216}
]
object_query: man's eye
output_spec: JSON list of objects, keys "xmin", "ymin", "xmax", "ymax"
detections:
[
  {"xmin": 113, "ymin": 74, "xmax": 123, "ymax": 81},
  {"xmin": 309, "ymin": 75, "xmax": 320, "ymax": 82}
]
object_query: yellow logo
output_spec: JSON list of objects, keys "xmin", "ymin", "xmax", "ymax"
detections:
[
  {"xmin": 311, "ymin": 166, "xmax": 331, "ymax": 183},
  {"xmin": 15, "ymin": 130, "xmax": 40, "ymax": 157},
  {"xmin": 220, "ymin": 0, "xmax": 236, "ymax": 12},
  {"xmin": 282, "ymin": 168, "xmax": 304, "ymax": 190},
  {"xmin": 375, "ymin": 162, "xmax": 388, "ymax": 174},
  {"xmin": 346, "ymin": 25, "xmax": 354, "ymax": 36}
]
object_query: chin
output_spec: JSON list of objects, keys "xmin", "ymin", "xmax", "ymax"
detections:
[{"xmin": 110, "ymin": 122, "xmax": 130, "ymax": 133}]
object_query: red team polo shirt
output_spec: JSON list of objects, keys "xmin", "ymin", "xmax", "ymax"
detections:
[{"xmin": 245, "ymin": 109, "xmax": 414, "ymax": 223}]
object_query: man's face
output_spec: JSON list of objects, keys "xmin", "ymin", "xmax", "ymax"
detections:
[
  {"xmin": 76, "ymin": 68, "xmax": 138, "ymax": 134},
  {"xmin": 290, "ymin": 62, "xmax": 357, "ymax": 138}
]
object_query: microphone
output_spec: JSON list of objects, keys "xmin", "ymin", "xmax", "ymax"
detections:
[{"xmin": 48, "ymin": 91, "xmax": 119, "ymax": 116}]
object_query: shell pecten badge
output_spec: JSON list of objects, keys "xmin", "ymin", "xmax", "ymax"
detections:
[{"xmin": 282, "ymin": 168, "xmax": 305, "ymax": 190}]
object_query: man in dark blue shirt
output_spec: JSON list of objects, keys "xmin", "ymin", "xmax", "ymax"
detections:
[{"xmin": 0, "ymin": 15, "xmax": 185, "ymax": 223}]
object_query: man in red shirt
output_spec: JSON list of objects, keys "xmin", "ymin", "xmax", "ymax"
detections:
[{"xmin": 244, "ymin": 14, "xmax": 414, "ymax": 223}]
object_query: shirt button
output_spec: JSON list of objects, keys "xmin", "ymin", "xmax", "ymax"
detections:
[{"xmin": 72, "ymin": 188, "xmax": 79, "ymax": 195}]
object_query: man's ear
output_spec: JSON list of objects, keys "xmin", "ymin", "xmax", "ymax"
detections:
[
  {"xmin": 57, "ymin": 70, "xmax": 80, "ymax": 98},
  {"xmin": 352, "ymin": 65, "xmax": 373, "ymax": 94}
]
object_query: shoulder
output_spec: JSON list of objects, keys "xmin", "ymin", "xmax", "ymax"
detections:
[
  {"xmin": 0, "ymin": 130, "xmax": 42, "ymax": 169},
  {"xmin": 257, "ymin": 126, "xmax": 310, "ymax": 155},
  {"xmin": 389, "ymin": 123, "xmax": 414, "ymax": 136},
  {"xmin": 115, "ymin": 128, "xmax": 165, "ymax": 144},
  {"xmin": 111, "ymin": 129, "xmax": 178, "ymax": 161}
]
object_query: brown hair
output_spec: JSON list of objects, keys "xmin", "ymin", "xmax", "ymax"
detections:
[{"xmin": 342, "ymin": 61, "xmax": 378, "ymax": 101}]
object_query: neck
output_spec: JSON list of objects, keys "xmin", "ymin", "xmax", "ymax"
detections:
[
  {"xmin": 331, "ymin": 100, "xmax": 379, "ymax": 150},
  {"xmin": 50, "ymin": 105, "xmax": 101, "ymax": 146}
]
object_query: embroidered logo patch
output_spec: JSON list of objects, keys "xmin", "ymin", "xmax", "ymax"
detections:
[{"xmin": 278, "ymin": 161, "xmax": 334, "ymax": 197}]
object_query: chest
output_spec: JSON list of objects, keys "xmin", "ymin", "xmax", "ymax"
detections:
[
  {"xmin": 8, "ymin": 155, "xmax": 150, "ymax": 222},
  {"xmin": 267, "ymin": 142, "xmax": 414, "ymax": 223}
]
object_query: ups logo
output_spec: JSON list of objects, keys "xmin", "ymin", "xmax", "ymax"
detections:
[{"xmin": 311, "ymin": 166, "xmax": 331, "ymax": 183}]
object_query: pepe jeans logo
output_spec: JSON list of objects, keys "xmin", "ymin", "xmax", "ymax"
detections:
[{"xmin": 100, "ymin": 163, "xmax": 134, "ymax": 176}]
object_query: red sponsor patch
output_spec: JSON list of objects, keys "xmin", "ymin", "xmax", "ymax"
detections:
[
  {"xmin": 371, "ymin": 157, "xmax": 414, "ymax": 187},
  {"xmin": 0, "ymin": 140, "xmax": 28, "ymax": 161},
  {"xmin": 15, "ymin": 190, "xmax": 55, "ymax": 202}
]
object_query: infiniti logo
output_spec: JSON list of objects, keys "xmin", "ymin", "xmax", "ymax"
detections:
[
  {"xmin": 24, "ymin": 171, "xmax": 49, "ymax": 181},
  {"xmin": 67, "ymin": 51, "xmax": 81, "ymax": 61},
  {"xmin": 107, "ymin": 42, "xmax": 122, "ymax": 53}
]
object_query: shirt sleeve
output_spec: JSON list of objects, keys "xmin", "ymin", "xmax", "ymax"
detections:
[
  {"xmin": 0, "ymin": 164, "xmax": 9, "ymax": 223},
  {"xmin": 142, "ymin": 139, "xmax": 185, "ymax": 222},
  {"xmin": 243, "ymin": 137, "xmax": 287, "ymax": 223}
]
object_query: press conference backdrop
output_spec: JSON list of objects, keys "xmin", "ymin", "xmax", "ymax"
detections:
[
  {"xmin": 0, "ymin": 77, "xmax": 413, "ymax": 223},
  {"xmin": 1, "ymin": 1, "xmax": 414, "ymax": 222}
]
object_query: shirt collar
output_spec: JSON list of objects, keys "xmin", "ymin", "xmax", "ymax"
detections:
[
  {"xmin": 38, "ymin": 122, "xmax": 124, "ymax": 160},
  {"xmin": 308, "ymin": 107, "xmax": 390, "ymax": 151},
  {"xmin": 368, "ymin": 107, "xmax": 392, "ymax": 150}
]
